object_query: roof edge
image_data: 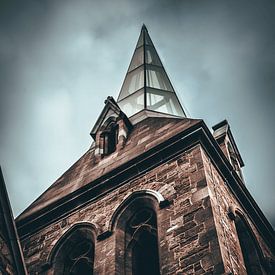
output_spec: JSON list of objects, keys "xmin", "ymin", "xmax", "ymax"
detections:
[{"xmin": 15, "ymin": 121, "xmax": 275, "ymax": 254}]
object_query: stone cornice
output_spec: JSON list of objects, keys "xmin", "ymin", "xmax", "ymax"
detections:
[{"xmin": 16, "ymin": 121, "xmax": 275, "ymax": 254}]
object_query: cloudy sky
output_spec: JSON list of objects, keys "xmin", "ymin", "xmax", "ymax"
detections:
[{"xmin": 0, "ymin": 0, "xmax": 274, "ymax": 228}]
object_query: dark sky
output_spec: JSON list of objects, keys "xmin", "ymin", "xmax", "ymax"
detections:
[{"xmin": 0, "ymin": 0, "xmax": 274, "ymax": 228}]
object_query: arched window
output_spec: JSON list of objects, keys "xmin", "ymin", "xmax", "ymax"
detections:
[
  {"xmin": 62, "ymin": 240, "xmax": 94, "ymax": 274},
  {"xmin": 101, "ymin": 121, "xmax": 118, "ymax": 155},
  {"xmin": 51, "ymin": 225, "xmax": 95, "ymax": 275},
  {"xmin": 126, "ymin": 208, "xmax": 160, "ymax": 275},
  {"xmin": 114, "ymin": 196, "xmax": 160, "ymax": 275},
  {"xmin": 235, "ymin": 215, "xmax": 266, "ymax": 275}
]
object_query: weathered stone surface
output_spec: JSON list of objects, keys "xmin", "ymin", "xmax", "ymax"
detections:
[
  {"xmin": 201, "ymin": 148, "xmax": 274, "ymax": 274},
  {"xmin": 18, "ymin": 125, "xmax": 274, "ymax": 274},
  {"xmin": 20, "ymin": 145, "xmax": 220, "ymax": 274},
  {"xmin": 17, "ymin": 117, "xmax": 201, "ymax": 221}
]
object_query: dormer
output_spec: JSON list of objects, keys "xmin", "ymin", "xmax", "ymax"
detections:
[
  {"xmin": 212, "ymin": 120, "xmax": 244, "ymax": 181},
  {"xmin": 90, "ymin": 96, "xmax": 133, "ymax": 159}
]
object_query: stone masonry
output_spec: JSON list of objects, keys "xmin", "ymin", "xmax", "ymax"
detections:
[
  {"xmin": 3, "ymin": 25, "xmax": 274, "ymax": 275},
  {"xmin": 18, "ymin": 141, "xmax": 274, "ymax": 274}
]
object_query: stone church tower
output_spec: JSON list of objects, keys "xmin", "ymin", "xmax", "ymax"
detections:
[{"xmin": 1, "ymin": 25, "xmax": 275, "ymax": 274}]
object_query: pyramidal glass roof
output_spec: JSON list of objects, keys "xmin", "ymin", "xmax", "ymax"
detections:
[{"xmin": 117, "ymin": 25, "xmax": 186, "ymax": 118}]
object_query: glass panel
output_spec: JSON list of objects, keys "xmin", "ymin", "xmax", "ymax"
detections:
[
  {"xmin": 145, "ymin": 46, "xmax": 161, "ymax": 66},
  {"xmin": 118, "ymin": 89, "xmax": 144, "ymax": 117},
  {"xmin": 118, "ymin": 66, "xmax": 144, "ymax": 100},
  {"xmin": 146, "ymin": 88, "xmax": 184, "ymax": 117},
  {"xmin": 136, "ymin": 32, "xmax": 143, "ymax": 48},
  {"xmin": 128, "ymin": 44, "xmax": 162, "ymax": 73},
  {"xmin": 144, "ymin": 32, "xmax": 153, "ymax": 46},
  {"xmin": 146, "ymin": 65, "xmax": 173, "ymax": 92},
  {"xmin": 129, "ymin": 47, "xmax": 144, "ymax": 72},
  {"xmin": 136, "ymin": 31, "xmax": 151, "ymax": 48}
]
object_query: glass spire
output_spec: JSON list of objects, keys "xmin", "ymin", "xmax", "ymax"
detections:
[{"xmin": 117, "ymin": 25, "xmax": 186, "ymax": 118}]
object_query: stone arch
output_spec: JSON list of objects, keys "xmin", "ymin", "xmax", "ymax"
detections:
[
  {"xmin": 234, "ymin": 209, "xmax": 267, "ymax": 274},
  {"xmin": 111, "ymin": 190, "xmax": 162, "ymax": 275},
  {"xmin": 99, "ymin": 116, "xmax": 119, "ymax": 155},
  {"xmin": 109, "ymin": 189, "xmax": 166, "ymax": 232},
  {"xmin": 100, "ymin": 116, "xmax": 118, "ymax": 131},
  {"xmin": 48, "ymin": 222, "xmax": 97, "ymax": 275}
]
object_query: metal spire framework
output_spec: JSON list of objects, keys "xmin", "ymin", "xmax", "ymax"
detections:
[{"xmin": 117, "ymin": 25, "xmax": 186, "ymax": 118}]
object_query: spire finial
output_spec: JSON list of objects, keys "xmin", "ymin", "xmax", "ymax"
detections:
[{"xmin": 141, "ymin": 24, "xmax": 148, "ymax": 32}]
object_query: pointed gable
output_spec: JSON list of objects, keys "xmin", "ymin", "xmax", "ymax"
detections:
[
  {"xmin": 117, "ymin": 25, "xmax": 186, "ymax": 118},
  {"xmin": 90, "ymin": 96, "xmax": 131, "ymax": 139},
  {"xmin": 90, "ymin": 96, "xmax": 133, "ymax": 158}
]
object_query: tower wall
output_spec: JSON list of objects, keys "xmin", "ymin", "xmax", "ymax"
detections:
[
  {"xmin": 202, "ymin": 148, "xmax": 273, "ymax": 274},
  {"xmin": 19, "ymin": 141, "xmax": 275, "ymax": 275},
  {"xmin": 21, "ymin": 145, "xmax": 227, "ymax": 274}
]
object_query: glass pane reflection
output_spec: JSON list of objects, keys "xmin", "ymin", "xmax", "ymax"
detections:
[
  {"xmin": 145, "ymin": 46, "xmax": 161, "ymax": 66},
  {"xmin": 118, "ymin": 89, "xmax": 144, "ymax": 117},
  {"xmin": 146, "ymin": 66, "xmax": 173, "ymax": 91},
  {"xmin": 136, "ymin": 32, "xmax": 143, "ymax": 48},
  {"xmin": 146, "ymin": 88, "xmax": 184, "ymax": 117},
  {"xmin": 129, "ymin": 47, "xmax": 144, "ymax": 72},
  {"xmin": 119, "ymin": 66, "xmax": 144, "ymax": 100}
]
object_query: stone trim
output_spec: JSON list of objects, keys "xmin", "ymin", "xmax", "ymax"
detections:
[
  {"xmin": 97, "ymin": 189, "xmax": 169, "ymax": 241},
  {"xmin": 38, "ymin": 222, "xmax": 98, "ymax": 273}
]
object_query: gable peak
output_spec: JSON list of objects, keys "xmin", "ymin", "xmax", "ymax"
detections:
[{"xmin": 90, "ymin": 96, "xmax": 132, "ymax": 140}]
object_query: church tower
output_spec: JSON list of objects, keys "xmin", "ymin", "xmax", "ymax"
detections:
[{"xmin": 14, "ymin": 26, "xmax": 275, "ymax": 274}]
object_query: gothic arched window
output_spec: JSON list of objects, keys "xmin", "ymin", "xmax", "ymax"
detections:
[
  {"xmin": 115, "ymin": 196, "xmax": 160, "ymax": 275},
  {"xmin": 235, "ymin": 215, "xmax": 266, "ymax": 275},
  {"xmin": 62, "ymin": 240, "xmax": 94, "ymax": 274},
  {"xmin": 51, "ymin": 225, "xmax": 95, "ymax": 275},
  {"xmin": 126, "ymin": 208, "xmax": 160, "ymax": 275}
]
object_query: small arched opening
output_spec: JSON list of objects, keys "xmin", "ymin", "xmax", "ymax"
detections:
[{"xmin": 100, "ymin": 119, "xmax": 118, "ymax": 155}]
